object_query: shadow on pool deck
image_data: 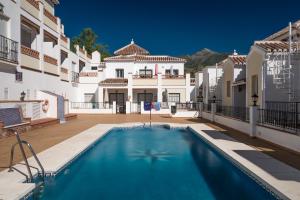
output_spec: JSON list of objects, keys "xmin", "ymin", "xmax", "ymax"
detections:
[{"xmin": 0, "ymin": 114, "xmax": 299, "ymax": 173}]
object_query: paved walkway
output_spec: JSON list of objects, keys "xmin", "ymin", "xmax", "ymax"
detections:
[{"xmin": 0, "ymin": 114, "xmax": 299, "ymax": 172}]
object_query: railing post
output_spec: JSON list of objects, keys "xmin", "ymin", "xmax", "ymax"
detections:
[
  {"xmin": 211, "ymin": 102, "xmax": 216, "ymax": 122},
  {"xmin": 126, "ymin": 101, "xmax": 131, "ymax": 114},
  {"xmin": 250, "ymin": 106, "xmax": 258, "ymax": 138},
  {"xmin": 199, "ymin": 102, "xmax": 203, "ymax": 117},
  {"xmin": 112, "ymin": 101, "xmax": 116, "ymax": 114}
]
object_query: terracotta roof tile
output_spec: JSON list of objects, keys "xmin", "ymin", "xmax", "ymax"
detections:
[
  {"xmin": 114, "ymin": 42, "xmax": 149, "ymax": 56},
  {"xmin": 104, "ymin": 55, "xmax": 186, "ymax": 63},
  {"xmin": 229, "ymin": 55, "xmax": 246, "ymax": 65},
  {"xmin": 99, "ymin": 78, "xmax": 128, "ymax": 85},
  {"xmin": 254, "ymin": 41, "xmax": 300, "ymax": 52}
]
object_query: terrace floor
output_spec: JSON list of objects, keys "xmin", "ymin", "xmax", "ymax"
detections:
[{"xmin": 0, "ymin": 114, "xmax": 299, "ymax": 171}]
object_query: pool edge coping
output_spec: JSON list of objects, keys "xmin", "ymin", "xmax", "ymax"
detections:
[{"xmin": 0, "ymin": 122, "xmax": 299, "ymax": 200}]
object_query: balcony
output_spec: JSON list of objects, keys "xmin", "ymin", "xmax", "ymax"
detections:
[
  {"xmin": 60, "ymin": 67, "xmax": 69, "ymax": 81},
  {"xmin": 21, "ymin": 0, "xmax": 40, "ymax": 19},
  {"xmin": 21, "ymin": 45, "xmax": 40, "ymax": 71},
  {"xmin": 132, "ymin": 75, "xmax": 158, "ymax": 86},
  {"xmin": 162, "ymin": 75, "xmax": 186, "ymax": 86},
  {"xmin": 60, "ymin": 35, "xmax": 68, "ymax": 49},
  {"xmin": 43, "ymin": 54, "xmax": 58, "ymax": 75},
  {"xmin": 0, "ymin": 35, "xmax": 18, "ymax": 65},
  {"xmin": 44, "ymin": 9, "xmax": 58, "ymax": 31}
]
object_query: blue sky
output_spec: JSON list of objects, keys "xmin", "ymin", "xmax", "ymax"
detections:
[{"xmin": 56, "ymin": 0, "xmax": 300, "ymax": 56}]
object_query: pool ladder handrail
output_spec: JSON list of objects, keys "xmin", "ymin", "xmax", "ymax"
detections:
[{"xmin": 8, "ymin": 131, "xmax": 45, "ymax": 183}]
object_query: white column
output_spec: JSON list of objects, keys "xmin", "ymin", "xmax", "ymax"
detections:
[
  {"xmin": 98, "ymin": 87, "xmax": 104, "ymax": 103},
  {"xmin": 199, "ymin": 102, "xmax": 203, "ymax": 117},
  {"xmin": 128, "ymin": 73, "xmax": 133, "ymax": 102},
  {"xmin": 185, "ymin": 73, "xmax": 191, "ymax": 102},
  {"xmin": 112, "ymin": 101, "xmax": 116, "ymax": 114},
  {"xmin": 250, "ymin": 106, "xmax": 258, "ymax": 137},
  {"xmin": 126, "ymin": 101, "xmax": 131, "ymax": 114},
  {"xmin": 211, "ymin": 102, "xmax": 216, "ymax": 122},
  {"xmin": 141, "ymin": 101, "xmax": 145, "ymax": 114},
  {"xmin": 157, "ymin": 73, "xmax": 162, "ymax": 102}
]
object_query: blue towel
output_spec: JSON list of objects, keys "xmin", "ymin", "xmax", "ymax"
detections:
[
  {"xmin": 155, "ymin": 102, "xmax": 161, "ymax": 111},
  {"xmin": 144, "ymin": 102, "xmax": 151, "ymax": 111}
]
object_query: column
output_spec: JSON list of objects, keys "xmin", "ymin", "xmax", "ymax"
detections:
[
  {"xmin": 98, "ymin": 86, "xmax": 103, "ymax": 103},
  {"xmin": 128, "ymin": 73, "xmax": 133, "ymax": 102},
  {"xmin": 211, "ymin": 102, "xmax": 216, "ymax": 122},
  {"xmin": 157, "ymin": 73, "xmax": 162, "ymax": 102},
  {"xmin": 185, "ymin": 73, "xmax": 191, "ymax": 102},
  {"xmin": 250, "ymin": 106, "xmax": 258, "ymax": 138},
  {"xmin": 126, "ymin": 101, "xmax": 131, "ymax": 114},
  {"xmin": 112, "ymin": 101, "xmax": 116, "ymax": 114}
]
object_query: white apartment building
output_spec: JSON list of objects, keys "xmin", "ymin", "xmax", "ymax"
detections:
[{"xmin": 0, "ymin": 0, "xmax": 195, "ymax": 116}]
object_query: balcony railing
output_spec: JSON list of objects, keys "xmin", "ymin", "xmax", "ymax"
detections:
[
  {"xmin": 71, "ymin": 102, "xmax": 111, "ymax": 109},
  {"xmin": 71, "ymin": 71, "xmax": 79, "ymax": 83},
  {"xmin": 60, "ymin": 35, "xmax": 68, "ymax": 43},
  {"xmin": 21, "ymin": 45, "xmax": 39, "ymax": 59},
  {"xmin": 44, "ymin": 54, "xmax": 57, "ymax": 65},
  {"xmin": 0, "ymin": 35, "xmax": 18, "ymax": 64},
  {"xmin": 26, "ymin": 0, "xmax": 39, "ymax": 10},
  {"xmin": 176, "ymin": 102, "xmax": 200, "ymax": 111},
  {"xmin": 162, "ymin": 75, "xmax": 185, "ymax": 79},
  {"xmin": 44, "ymin": 9, "xmax": 57, "ymax": 24},
  {"xmin": 79, "ymin": 72, "xmax": 97, "ymax": 77}
]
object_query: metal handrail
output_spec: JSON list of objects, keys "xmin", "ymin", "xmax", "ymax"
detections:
[{"xmin": 8, "ymin": 131, "xmax": 45, "ymax": 182}]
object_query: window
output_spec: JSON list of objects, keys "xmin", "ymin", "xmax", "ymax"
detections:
[
  {"xmin": 15, "ymin": 71, "xmax": 23, "ymax": 82},
  {"xmin": 60, "ymin": 50, "xmax": 68, "ymax": 64},
  {"xmin": 4, "ymin": 87, "xmax": 8, "ymax": 100},
  {"xmin": 91, "ymin": 66, "xmax": 98, "ymax": 70},
  {"xmin": 115, "ymin": 69, "xmax": 124, "ymax": 78},
  {"xmin": 137, "ymin": 93, "xmax": 153, "ymax": 103},
  {"xmin": 21, "ymin": 24, "xmax": 36, "ymax": 48},
  {"xmin": 165, "ymin": 69, "xmax": 171, "ymax": 75},
  {"xmin": 226, "ymin": 81, "xmax": 231, "ymax": 97},
  {"xmin": 139, "ymin": 69, "xmax": 152, "ymax": 78},
  {"xmin": 173, "ymin": 69, "xmax": 179, "ymax": 76},
  {"xmin": 251, "ymin": 75, "xmax": 258, "ymax": 95},
  {"xmin": 79, "ymin": 60, "xmax": 85, "ymax": 72},
  {"xmin": 168, "ymin": 93, "xmax": 180, "ymax": 103}
]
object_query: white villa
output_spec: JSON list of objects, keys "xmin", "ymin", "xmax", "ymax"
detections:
[{"xmin": 201, "ymin": 64, "xmax": 223, "ymax": 104}]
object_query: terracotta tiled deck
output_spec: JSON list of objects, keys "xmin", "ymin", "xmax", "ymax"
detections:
[{"xmin": 0, "ymin": 114, "xmax": 299, "ymax": 171}]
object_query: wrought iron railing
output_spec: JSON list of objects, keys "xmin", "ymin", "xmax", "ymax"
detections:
[
  {"xmin": 265, "ymin": 101, "xmax": 300, "ymax": 113},
  {"xmin": 71, "ymin": 71, "xmax": 79, "ymax": 83},
  {"xmin": 176, "ymin": 103, "xmax": 200, "ymax": 111},
  {"xmin": 258, "ymin": 109, "xmax": 300, "ymax": 133},
  {"xmin": 216, "ymin": 105, "xmax": 249, "ymax": 122},
  {"xmin": 203, "ymin": 104, "xmax": 211, "ymax": 112},
  {"xmin": 71, "ymin": 102, "xmax": 111, "ymax": 109},
  {"xmin": 0, "ymin": 35, "xmax": 18, "ymax": 63}
]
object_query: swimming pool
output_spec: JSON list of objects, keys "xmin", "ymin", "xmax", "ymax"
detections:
[{"xmin": 33, "ymin": 126, "xmax": 277, "ymax": 200}]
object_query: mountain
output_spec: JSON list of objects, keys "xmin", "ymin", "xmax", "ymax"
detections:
[{"xmin": 181, "ymin": 48, "xmax": 228, "ymax": 76}]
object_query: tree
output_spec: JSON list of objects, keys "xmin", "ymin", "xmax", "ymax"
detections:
[{"xmin": 70, "ymin": 28, "xmax": 110, "ymax": 60}]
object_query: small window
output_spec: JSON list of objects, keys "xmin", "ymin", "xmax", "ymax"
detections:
[
  {"xmin": 60, "ymin": 50, "xmax": 68, "ymax": 64},
  {"xmin": 116, "ymin": 69, "xmax": 124, "ymax": 78},
  {"xmin": 251, "ymin": 75, "xmax": 258, "ymax": 95},
  {"xmin": 168, "ymin": 93, "xmax": 180, "ymax": 103},
  {"xmin": 173, "ymin": 69, "xmax": 179, "ymax": 76},
  {"xmin": 165, "ymin": 69, "xmax": 171, "ymax": 75},
  {"xmin": 226, "ymin": 81, "xmax": 231, "ymax": 97},
  {"xmin": 91, "ymin": 66, "xmax": 98, "ymax": 70}
]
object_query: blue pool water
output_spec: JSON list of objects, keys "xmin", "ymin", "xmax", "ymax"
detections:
[{"xmin": 35, "ymin": 126, "xmax": 276, "ymax": 200}]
